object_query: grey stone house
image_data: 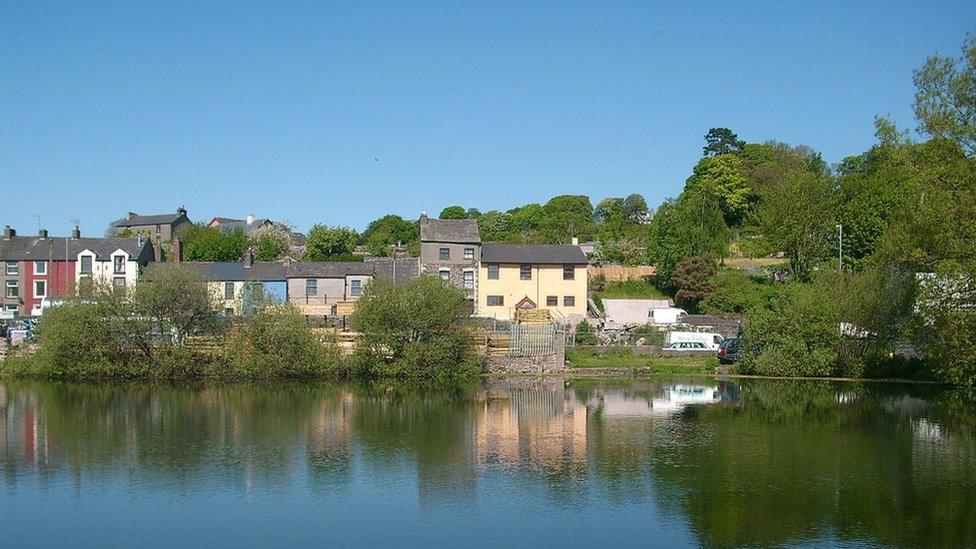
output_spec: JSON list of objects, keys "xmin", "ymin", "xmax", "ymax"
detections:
[
  {"xmin": 418, "ymin": 213, "xmax": 480, "ymax": 308},
  {"xmin": 111, "ymin": 207, "xmax": 190, "ymax": 243}
]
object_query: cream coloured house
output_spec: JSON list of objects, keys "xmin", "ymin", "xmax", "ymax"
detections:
[{"xmin": 477, "ymin": 243, "xmax": 588, "ymax": 322}]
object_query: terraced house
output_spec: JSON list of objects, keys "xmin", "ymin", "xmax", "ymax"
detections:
[
  {"xmin": 0, "ymin": 225, "xmax": 155, "ymax": 317},
  {"xmin": 111, "ymin": 207, "xmax": 190, "ymax": 243},
  {"xmin": 418, "ymin": 213, "xmax": 480, "ymax": 309}
]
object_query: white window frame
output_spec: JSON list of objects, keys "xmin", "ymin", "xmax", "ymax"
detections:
[
  {"xmin": 439, "ymin": 248, "xmax": 450, "ymax": 260},
  {"xmin": 34, "ymin": 261, "xmax": 47, "ymax": 275},
  {"xmin": 350, "ymin": 279, "xmax": 362, "ymax": 297},
  {"xmin": 439, "ymin": 269, "xmax": 450, "ymax": 281},
  {"xmin": 113, "ymin": 255, "xmax": 126, "ymax": 274},
  {"xmin": 34, "ymin": 280, "xmax": 47, "ymax": 298},
  {"xmin": 5, "ymin": 281, "xmax": 18, "ymax": 298},
  {"xmin": 463, "ymin": 248, "xmax": 474, "ymax": 260},
  {"xmin": 5, "ymin": 261, "xmax": 17, "ymax": 276},
  {"xmin": 462, "ymin": 270, "xmax": 474, "ymax": 290}
]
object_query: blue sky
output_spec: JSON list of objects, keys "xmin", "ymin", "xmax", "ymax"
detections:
[{"xmin": 2, "ymin": 1, "xmax": 974, "ymax": 235}]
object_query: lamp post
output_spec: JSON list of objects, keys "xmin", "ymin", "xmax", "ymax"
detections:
[{"xmin": 836, "ymin": 223, "xmax": 843, "ymax": 273}]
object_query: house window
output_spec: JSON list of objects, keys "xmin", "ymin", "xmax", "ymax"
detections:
[
  {"xmin": 487, "ymin": 295, "xmax": 504, "ymax": 306},
  {"xmin": 563, "ymin": 265, "xmax": 575, "ymax": 280},
  {"xmin": 34, "ymin": 261, "xmax": 47, "ymax": 275},
  {"xmin": 80, "ymin": 256, "xmax": 93, "ymax": 274},
  {"xmin": 113, "ymin": 255, "xmax": 126, "ymax": 274},
  {"xmin": 5, "ymin": 281, "xmax": 17, "ymax": 298},
  {"xmin": 487, "ymin": 264, "xmax": 499, "ymax": 280},
  {"xmin": 463, "ymin": 248, "xmax": 474, "ymax": 260},
  {"xmin": 462, "ymin": 271, "xmax": 474, "ymax": 290},
  {"xmin": 439, "ymin": 269, "xmax": 450, "ymax": 281},
  {"xmin": 112, "ymin": 277, "xmax": 126, "ymax": 293},
  {"xmin": 350, "ymin": 279, "xmax": 362, "ymax": 297},
  {"xmin": 546, "ymin": 296, "xmax": 558, "ymax": 307},
  {"xmin": 305, "ymin": 279, "xmax": 317, "ymax": 296},
  {"xmin": 224, "ymin": 282, "xmax": 235, "ymax": 300},
  {"xmin": 5, "ymin": 261, "xmax": 16, "ymax": 276},
  {"xmin": 563, "ymin": 296, "xmax": 576, "ymax": 307},
  {"xmin": 34, "ymin": 280, "xmax": 46, "ymax": 298},
  {"xmin": 520, "ymin": 265, "xmax": 532, "ymax": 280},
  {"xmin": 155, "ymin": 224, "xmax": 162, "ymax": 235},
  {"xmin": 439, "ymin": 248, "xmax": 450, "ymax": 260}
]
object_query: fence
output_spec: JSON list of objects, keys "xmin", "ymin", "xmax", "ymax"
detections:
[
  {"xmin": 588, "ymin": 265, "xmax": 656, "ymax": 282},
  {"xmin": 508, "ymin": 323, "xmax": 558, "ymax": 357}
]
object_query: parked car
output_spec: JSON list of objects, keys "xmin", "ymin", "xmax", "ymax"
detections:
[
  {"xmin": 717, "ymin": 337, "xmax": 743, "ymax": 364},
  {"xmin": 663, "ymin": 341, "xmax": 709, "ymax": 351},
  {"xmin": 665, "ymin": 331, "xmax": 725, "ymax": 350}
]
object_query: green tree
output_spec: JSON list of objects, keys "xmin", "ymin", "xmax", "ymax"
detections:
[
  {"xmin": 703, "ymin": 127, "xmax": 745, "ymax": 156},
  {"xmin": 224, "ymin": 305, "xmax": 341, "ymax": 379},
  {"xmin": 476, "ymin": 210, "xmax": 513, "ymax": 241},
  {"xmin": 574, "ymin": 321, "xmax": 599, "ymax": 346},
  {"xmin": 913, "ymin": 35, "xmax": 976, "ymax": 155},
  {"xmin": 351, "ymin": 276, "xmax": 478, "ymax": 381},
  {"xmin": 539, "ymin": 195, "xmax": 594, "ymax": 244},
  {"xmin": 362, "ymin": 214, "xmax": 418, "ymax": 256},
  {"xmin": 179, "ymin": 225, "xmax": 250, "ymax": 262},
  {"xmin": 685, "ymin": 154, "xmax": 750, "ymax": 226},
  {"xmin": 253, "ymin": 226, "xmax": 291, "ymax": 261},
  {"xmin": 646, "ymin": 189, "xmax": 729, "ymax": 286},
  {"xmin": 757, "ymin": 170, "xmax": 837, "ymax": 282},
  {"xmin": 131, "ymin": 264, "xmax": 218, "ymax": 355},
  {"xmin": 304, "ymin": 224, "xmax": 358, "ymax": 261},
  {"xmin": 439, "ymin": 205, "xmax": 468, "ymax": 219}
]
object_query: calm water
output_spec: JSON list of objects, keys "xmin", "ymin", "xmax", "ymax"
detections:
[{"xmin": 1, "ymin": 378, "xmax": 974, "ymax": 548}]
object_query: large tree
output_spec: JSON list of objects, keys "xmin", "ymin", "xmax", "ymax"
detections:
[
  {"xmin": 703, "ymin": 127, "xmax": 745, "ymax": 156},
  {"xmin": 304, "ymin": 224, "xmax": 358, "ymax": 260},
  {"xmin": 179, "ymin": 224, "xmax": 250, "ymax": 262},
  {"xmin": 361, "ymin": 214, "xmax": 418, "ymax": 256},
  {"xmin": 646, "ymin": 188, "xmax": 729, "ymax": 285},
  {"xmin": 438, "ymin": 205, "xmax": 467, "ymax": 219},
  {"xmin": 913, "ymin": 35, "xmax": 976, "ymax": 156},
  {"xmin": 684, "ymin": 154, "xmax": 750, "ymax": 227}
]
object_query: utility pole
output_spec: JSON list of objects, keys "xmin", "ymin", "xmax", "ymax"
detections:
[{"xmin": 836, "ymin": 223, "xmax": 843, "ymax": 273}]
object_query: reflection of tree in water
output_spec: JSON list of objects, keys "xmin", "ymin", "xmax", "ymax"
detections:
[{"xmin": 645, "ymin": 380, "xmax": 976, "ymax": 548}]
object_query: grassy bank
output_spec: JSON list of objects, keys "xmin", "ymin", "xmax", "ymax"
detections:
[{"xmin": 566, "ymin": 347, "xmax": 717, "ymax": 374}]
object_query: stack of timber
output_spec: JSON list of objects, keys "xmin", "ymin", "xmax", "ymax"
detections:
[
  {"xmin": 311, "ymin": 327, "xmax": 361, "ymax": 356},
  {"xmin": 514, "ymin": 308, "xmax": 552, "ymax": 324},
  {"xmin": 485, "ymin": 331, "xmax": 511, "ymax": 357},
  {"xmin": 183, "ymin": 335, "xmax": 223, "ymax": 356}
]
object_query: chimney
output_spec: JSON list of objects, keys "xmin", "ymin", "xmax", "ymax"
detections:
[
  {"xmin": 283, "ymin": 256, "xmax": 293, "ymax": 267},
  {"xmin": 71, "ymin": 226, "xmax": 81, "ymax": 239},
  {"xmin": 172, "ymin": 237, "xmax": 183, "ymax": 264},
  {"xmin": 420, "ymin": 211, "xmax": 429, "ymax": 225},
  {"xmin": 2, "ymin": 226, "xmax": 14, "ymax": 239},
  {"xmin": 572, "ymin": 237, "xmax": 579, "ymax": 246},
  {"xmin": 38, "ymin": 228, "xmax": 48, "ymax": 238},
  {"xmin": 127, "ymin": 212, "xmax": 137, "ymax": 220},
  {"xmin": 177, "ymin": 206, "xmax": 187, "ymax": 217},
  {"xmin": 246, "ymin": 213, "xmax": 255, "ymax": 226},
  {"xmin": 244, "ymin": 249, "xmax": 254, "ymax": 267},
  {"xmin": 152, "ymin": 242, "xmax": 162, "ymax": 263}
]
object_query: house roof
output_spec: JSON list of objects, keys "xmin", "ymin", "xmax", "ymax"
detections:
[
  {"xmin": 0, "ymin": 236, "xmax": 154, "ymax": 262},
  {"xmin": 481, "ymin": 243, "xmax": 587, "ymax": 264},
  {"xmin": 370, "ymin": 257, "xmax": 421, "ymax": 284},
  {"xmin": 419, "ymin": 218, "xmax": 480, "ymax": 244},
  {"xmin": 286, "ymin": 262, "xmax": 376, "ymax": 278},
  {"xmin": 113, "ymin": 212, "xmax": 187, "ymax": 227},
  {"xmin": 174, "ymin": 261, "xmax": 287, "ymax": 281},
  {"xmin": 212, "ymin": 218, "xmax": 273, "ymax": 234}
]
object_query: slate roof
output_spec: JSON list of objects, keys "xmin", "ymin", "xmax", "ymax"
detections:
[
  {"xmin": 0, "ymin": 236, "xmax": 154, "ymax": 262},
  {"xmin": 286, "ymin": 262, "xmax": 376, "ymax": 278},
  {"xmin": 481, "ymin": 243, "xmax": 587, "ymax": 264},
  {"xmin": 212, "ymin": 218, "xmax": 273, "ymax": 234},
  {"xmin": 371, "ymin": 257, "xmax": 421, "ymax": 284},
  {"xmin": 173, "ymin": 262, "xmax": 287, "ymax": 281},
  {"xmin": 419, "ymin": 218, "xmax": 480, "ymax": 244},
  {"xmin": 113, "ymin": 213, "xmax": 186, "ymax": 227}
]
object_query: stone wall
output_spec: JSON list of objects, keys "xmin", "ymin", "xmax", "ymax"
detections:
[{"xmin": 485, "ymin": 333, "xmax": 566, "ymax": 374}]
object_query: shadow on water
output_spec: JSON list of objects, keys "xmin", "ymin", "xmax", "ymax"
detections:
[{"xmin": 0, "ymin": 376, "xmax": 974, "ymax": 547}]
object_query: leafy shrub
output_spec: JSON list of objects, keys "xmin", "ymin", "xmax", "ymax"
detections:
[
  {"xmin": 574, "ymin": 321, "xmax": 598, "ymax": 345},
  {"xmin": 224, "ymin": 306, "xmax": 341, "ymax": 379}
]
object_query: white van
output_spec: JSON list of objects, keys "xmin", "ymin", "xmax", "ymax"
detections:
[
  {"xmin": 648, "ymin": 307, "xmax": 687, "ymax": 325},
  {"xmin": 665, "ymin": 331, "xmax": 725, "ymax": 351}
]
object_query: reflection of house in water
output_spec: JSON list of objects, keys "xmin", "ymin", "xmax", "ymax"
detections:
[
  {"xmin": 476, "ymin": 378, "xmax": 588, "ymax": 470},
  {"xmin": 306, "ymin": 391, "xmax": 356, "ymax": 480}
]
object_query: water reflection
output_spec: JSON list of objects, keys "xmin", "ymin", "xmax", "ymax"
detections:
[{"xmin": 0, "ymin": 379, "xmax": 974, "ymax": 548}]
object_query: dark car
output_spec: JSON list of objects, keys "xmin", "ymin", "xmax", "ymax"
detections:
[{"xmin": 717, "ymin": 338, "xmax": 743, "ymax": 364}]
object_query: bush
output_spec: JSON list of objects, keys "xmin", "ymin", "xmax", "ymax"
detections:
[
  {"xmin": 224, "ymin": 306, "xmax": 342, "ymax": 379},
  {"xmin": 351, "ymin": 276, "xmax": 481, "ymax": 382},
  {"xmin": 574, "ymin": 321, "xmax": 598, "ymax": 345},
  {"xmin": 740, "ymin": 278, "xmax": 842, "ymax": 377},
  {"xmin": 701, "ymin": 270, "xmax": 784, "ymax": 315}
]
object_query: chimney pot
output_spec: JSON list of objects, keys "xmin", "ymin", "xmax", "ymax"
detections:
[
  {"xmin": 572, "ymin": 237, "xmax": 579, "ymax": 246},
  {"xmin": 420, "ymin": 211, "xmax": 429, "ymax": 224},
  {"xmin": 3, "ymin": 226, "xmax": 14, "ymax": 239},
  {"xmin": 71, "ymin": 226, "xmax": 81, "ymax": 239},
  {"xmin": 177, "ymin": 206, "xmax": 187, "ymax": 217},
  {"xmin": 246, "ymin": 213, "xmax": 255, "ymax": 225},
  {"xmin": 38, "ymin": 228, "xmax": 48, "ymax": 238}
]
